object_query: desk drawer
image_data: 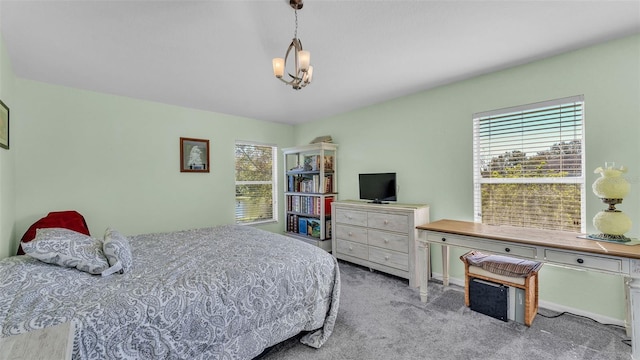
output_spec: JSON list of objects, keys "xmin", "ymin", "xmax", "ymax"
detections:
[
  {"xmin": 544, "ymin": 249, "xmax": 622, "ymax": 273},
  {"xmin": 427, "ymin": 232, "xmax": 537, "ymax": 259},
  {"xmin": 368, "ymin": 212, "xmax": 409, "ymax": 233},
  {"xmin": 336, "ymin": 225, "xmax": 367, "ymax": 244},
  {"xmin": 368, "ymin": 229, "xmax": 408, "ymax": 253},
  {"xmin": 369, "ymin": 247, "xmax": 408, "ymax": 271},
  {"xmin": 337, "ymin": 239, "xmax": 368, "ymax": 260},
  {"xmin": 335, "ymin": 209, "xmax": 367, "ymax": 227}
]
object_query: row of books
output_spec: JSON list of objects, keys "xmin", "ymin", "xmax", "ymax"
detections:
[
  {"xmin": 286, "ymin": 214, "xmax": 332, "ymax": 239},
  {"xmin": 287, "ymin": 174, "xmax": 334, "ymax": 193},
  {"xmin": 287, "ymin": 196, "xmax": 334, "ymax": 215}
]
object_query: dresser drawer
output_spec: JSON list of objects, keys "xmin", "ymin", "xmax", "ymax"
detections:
[
  {"xmin": 544, "ymin": 249, "xmax": 622, "ymax": 273},
  {"xmin": 369, "ymin": 247, "xmax": 408, "ymax": 271},
  {"xmin": 368, "ymin": 212, "xmax": 409, "ymax": 233},
  {"xmin": 335, "ymin": 224, "xmax": 368, "ymax": 244},
  {"xmin": 335, "ymin": 209, "xmax": 368, "ymax": 227},
  {"xmin": 368, "ymin": 229, "xmax": 409, "ymax": 253},
  {"xmin": 337, "ymin": 239, "xmax": 369, "ymax": 260},
  {"xmin": 427, "ymin": 232, "xmax": 537, "ymax": 259}
]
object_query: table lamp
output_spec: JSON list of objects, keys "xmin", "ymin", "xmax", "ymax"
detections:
[{"xmin": 591, "ymin": 162, "xmax": 632, "ymax": 242}]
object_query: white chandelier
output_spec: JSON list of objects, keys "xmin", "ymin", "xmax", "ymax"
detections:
[{"xmin": 272, "ymin": 0, "xmax": 313, "ymax": 90}]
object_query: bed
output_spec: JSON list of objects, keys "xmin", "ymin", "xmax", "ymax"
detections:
[{"xmin": 0, "ymin": 224, "xmax": 340, "ymax": 359}]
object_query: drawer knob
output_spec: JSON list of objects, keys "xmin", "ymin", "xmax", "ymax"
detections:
[
  {"xmin": 505, "ymin": 247, "xmax": 511, "ymax": 253},
  {"xmin": 385, "ymin": 256, "xmax": 390, "ymax": 261},
  {"xmin": 577, "ymin": 258, "xmax": 584, "ymax": 264},
  {"xmin": 441, "ymin": 237, "xmax": 446, "ymax": 242},
  {"xmin": 384, "ymin": 239, "xmax": 389, "ymax": 243},
  {"xmin": 384, "ymin": 220, "xmax": 389, "ymax": 225},
  {"xmin": 348, "ymin": 232, "xmax": 353, "ymax": 236},
  {"xmin": 349, "ymin": 246, "xmax": 353, "ymax": 251}
]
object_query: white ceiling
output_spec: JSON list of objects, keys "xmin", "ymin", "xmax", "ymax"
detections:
[{"xmin": 1, "ymin": 0, "xmax": 639, "ymax": 125}]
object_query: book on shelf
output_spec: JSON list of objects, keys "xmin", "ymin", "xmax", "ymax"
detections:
[
  {"xmin": 307, "ymin": 219, "xmax": 321, "ymax": 238},
  {"xmin": 298, "ymin": 217, "xmax": 308, "ymax": 235},
  {"xmin": 288, "ymin": 175, "xmax": 294, "ymax": 192},
  {"xmin": 319, "ymin": 196, "xmax": 334, "ymax": 215},
  {"xmin": 287, "ymin": 214, "xmax": 298, "ymax": 233},
  {"xmin": 324, "ymin": 156, "xmax": 334, "ymax": 170},
  {"xmin": 323, "ymin": 174, "xmax": 333, "ymax": 193}
]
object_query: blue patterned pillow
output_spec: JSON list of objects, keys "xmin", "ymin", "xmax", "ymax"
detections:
[
  {"xmin": 22, "ymin": 228, "xmax": 110, "ymax": 275},
  {"xmin": 101, "ymin": 228, "xmax": 133, "ymax": 276}
]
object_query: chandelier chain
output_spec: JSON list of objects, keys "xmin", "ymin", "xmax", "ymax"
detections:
[{"xmin": 294, "ymin": 9, "xmax": 298, "ymax": 39}]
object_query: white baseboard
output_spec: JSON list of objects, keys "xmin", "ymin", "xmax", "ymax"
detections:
[
  {"xmin": 536, "ymin": 300, "xmax": 625, "ymax": 328},
  {"xmin": 429, "ymin": 272, "xmax": 625, "ymax": 328}
]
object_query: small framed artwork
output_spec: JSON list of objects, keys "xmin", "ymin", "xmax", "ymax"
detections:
[
  {"xmin": 180, "ymin": 137, "xmax": 210, "ymax": 173},
  {"xmin": 0, "ymin": 99, "xmax": 8, "ymax": 150}
]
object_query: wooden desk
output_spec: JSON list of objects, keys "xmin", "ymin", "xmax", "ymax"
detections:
[
  {"xmin": 416, "ymin": 219, "xmax": 640, "ymax": 360},
  {"xmin": 0, "ymin": 322, "xmax": 74, "ymax": 360}
]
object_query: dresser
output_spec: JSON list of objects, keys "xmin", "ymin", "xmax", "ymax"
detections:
[{"xmin": 332, "ymin": 200, "xmax": 429, "ymax": 287}]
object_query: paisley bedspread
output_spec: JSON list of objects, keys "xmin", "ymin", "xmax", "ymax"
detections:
[{"xmin": 0, "ymin": 225, "xmax": 340, "ymax": 359}]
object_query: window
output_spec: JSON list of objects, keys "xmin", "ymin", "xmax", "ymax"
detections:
[
  {"xmin": 235, "ymin": 142, "xmax": 277, "ymax": 224},
  {"xmin": 473, "ymin": 95, "xmax": 585, "ymax": 232}
]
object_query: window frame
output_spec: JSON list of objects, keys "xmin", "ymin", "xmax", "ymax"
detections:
[
  {"xmin": 234, "ymin": 141, "xmax": 278, "ymax": 225},
  {"xmin": 472, "ymin": 95, "xmax": 586, "ymax": 233}
]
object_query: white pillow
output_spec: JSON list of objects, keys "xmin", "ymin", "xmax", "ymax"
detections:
[
  {"xmin": 21, "ymin": 227, "xmax": 110, "ymax": 275},
  {"xmin": 101, "ymin": 228, "xmax": 133, "ymax": 276}
]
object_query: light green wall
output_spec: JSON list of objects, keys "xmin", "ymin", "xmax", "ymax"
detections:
[
  {"xmin": 0, "ymin": 31, "xmax": 16, "ymax": 258},
  {"xmin": 295, "ymin": 34, "xmax": 640, "ymax": 321},
  {"xmin": 13, "ymin": 80, "xmax": 294, "ymax": 243},
  {"xmin": 2, "ymin": 22, "xmax": 638, "ymax": 322}
]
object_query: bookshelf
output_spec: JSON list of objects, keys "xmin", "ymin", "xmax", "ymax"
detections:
[{"xmin": 282, "ymin": 142, "xmax": 338, "ymax": 251}]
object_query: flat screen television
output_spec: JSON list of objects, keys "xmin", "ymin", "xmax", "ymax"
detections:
[{"xmin": 359, "ymin": 173, "xmax": 397, "ymax": 204}]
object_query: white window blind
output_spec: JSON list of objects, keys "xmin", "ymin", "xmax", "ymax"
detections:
[
  {"xmin": 473, "ymin": 95, "xmax": 585, "ymax": 232},
  {"xmin": 235, "ymin": 142, "xmax": 278, "ymax": 224}
]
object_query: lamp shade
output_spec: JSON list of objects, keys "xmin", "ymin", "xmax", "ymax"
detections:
[
  {"xmin": 298, "ymin": 50, "xmax": 310, "ymax": 71},
  {"xmin": 306, "ymin": 66, "xmax": 314, "ymax": 83},
  {"xmin": 273, "ymin": 58, "xmax": 284, "ymax": 78},
  {"xmin": 593, "ymin": 165, "xmax": 630, "ymax": 198}
]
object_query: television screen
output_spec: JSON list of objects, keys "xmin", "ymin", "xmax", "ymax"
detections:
[{"xmin": 359, "ymin": 173, "xmax": 397, "ymax": 203}]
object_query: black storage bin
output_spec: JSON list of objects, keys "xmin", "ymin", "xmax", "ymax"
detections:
[{"xmin": 469, "ymin": 278, "xmax": 508, "ymax": 322}]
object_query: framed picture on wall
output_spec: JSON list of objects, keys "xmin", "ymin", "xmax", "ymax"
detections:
[
  {"xmin": 0, "ymin": 99, "xmax": 8, "ymax": 150},
  {"xmin": 180, "ymin": 137, "xmax": 210, "ymax": 173}
]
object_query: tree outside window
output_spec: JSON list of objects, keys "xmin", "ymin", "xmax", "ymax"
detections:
[
  {"xmin": 235, "ymin": 142, "xmax": 277, "ymax": 224},
  {"xmin": 473, "ymin": 96, "xmax": 585, "ymax": 232}
]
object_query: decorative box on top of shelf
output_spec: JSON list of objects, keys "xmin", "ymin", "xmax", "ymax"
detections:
[{"xmin": 283, "ymin": 142, "xmax": 338, "ymax": 252}]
